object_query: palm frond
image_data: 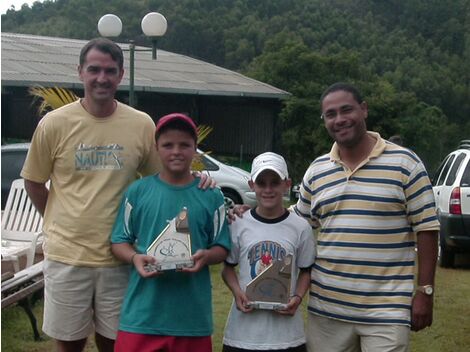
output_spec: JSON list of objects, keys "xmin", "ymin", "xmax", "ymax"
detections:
[
  {"xmin": 192, "ymin": 124, "xmax": 213, "ymax": 171},
  {"xmin": 29, "ymin": 86, "xmax": 79, "ymax": 116},
  {"xmin": 197, "ymin": 125, "xmax": 213, "ymax": 144},
  {"xmin": 191, "ymin": 150, "xmax": 213, "ymax": 171}
]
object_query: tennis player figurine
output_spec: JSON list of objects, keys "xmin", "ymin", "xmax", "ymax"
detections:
[{"xmin": 145, "ymin": 207, "xmax": 194, "ymax": 271}]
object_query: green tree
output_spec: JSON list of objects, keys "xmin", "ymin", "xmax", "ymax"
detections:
[{"xmin": 2, "ymin": 0, "xmax": 469, "ymax": 169}]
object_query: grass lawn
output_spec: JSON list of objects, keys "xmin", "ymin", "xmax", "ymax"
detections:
[{"xmin": 2, "ymin": 261, "xmax": 469, "ymax": 351}]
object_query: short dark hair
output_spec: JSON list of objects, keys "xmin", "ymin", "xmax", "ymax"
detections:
[
  {"xmin": 320, "ymin": 82, "xmax": 363, "ymax": 106},
  {"xmin": 79, "ymin": 38, "xmax": 124, "ymax": 70},
  {"xmin": 389, "ymin": 135, "xmax": 404, "ymax": 146},
  {"xmin": 155, "ymin": 119, "xmax": 198, "ymax": 144}
]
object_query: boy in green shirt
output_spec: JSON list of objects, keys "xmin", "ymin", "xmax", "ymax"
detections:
[{"xmin": 111, "ymin": 113, "xmax": 231, "ymax": 352}]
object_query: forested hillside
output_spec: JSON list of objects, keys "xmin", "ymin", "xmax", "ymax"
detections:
[{"xmin": 2, "ymin": 0, "xmax": 469, "ymax": 178}]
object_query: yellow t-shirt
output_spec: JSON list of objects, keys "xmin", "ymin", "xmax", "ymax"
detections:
[{"xmin": 21, "ymin": 100, "xmax": 161, "ymax": 266}]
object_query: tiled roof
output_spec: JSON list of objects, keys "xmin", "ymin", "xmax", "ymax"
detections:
[{"xmin": 1, "ymin": 32, "xmax": 289, "ymax": 99}]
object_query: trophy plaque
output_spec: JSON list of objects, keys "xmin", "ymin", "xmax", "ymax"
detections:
[
  {"xmin": 245, "ymin": 254, "xmax": 293, "ymax": 310},
  {"xmin": 145, "ymin": 207, "xmax": 194, "ymax": 272}
]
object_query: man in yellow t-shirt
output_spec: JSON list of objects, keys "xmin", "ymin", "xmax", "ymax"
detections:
[{"xmin": 21, "ymin": 38, "xmax": 209, "ymax": 352}]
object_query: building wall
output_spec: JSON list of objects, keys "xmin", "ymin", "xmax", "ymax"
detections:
[
  {"xmin": 199, "ymin": 97, "xmax": 282, "ymax": 156},
  {"xmin": 1, "ymin": 87, "xmax": 283, "ymax": 157},
  {"xmin": 2, "ymin": 87, "xmax": 43, "ymax": 141},
  {"xmin": 138, "ymin": 93, "xmax": 283, "ymax": 157}
]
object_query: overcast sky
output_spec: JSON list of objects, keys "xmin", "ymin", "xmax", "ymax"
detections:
[{"xmin": 1, "ymin": 0, "xmax": 43, "ymax": 15}]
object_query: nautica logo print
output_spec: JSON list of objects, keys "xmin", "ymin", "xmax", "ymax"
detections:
[{"xmin": 75, "ymin": 143, "xmax": 124, "ymax": 170}]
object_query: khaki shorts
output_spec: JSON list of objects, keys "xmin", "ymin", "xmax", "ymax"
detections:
[
  {"xmin": 42, "ymin": 259, "xmax": 130, "ymax": 341},
  {"xmin": 306, "ymin": 313, "xmax": 410, "ymax": 352}
]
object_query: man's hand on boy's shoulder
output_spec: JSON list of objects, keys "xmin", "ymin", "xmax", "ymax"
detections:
[
  {"xmin": 227, "ymin": 204, "xmax": 251, "ymax": 223},
  {"xmin": 193, "ymin": 171, "xmax": 216, "ymax": 189}
]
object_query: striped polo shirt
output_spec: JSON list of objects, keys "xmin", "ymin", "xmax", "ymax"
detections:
[{"xmin": 294, "ymin": 132, "xmax": 439, "ymax": 326}]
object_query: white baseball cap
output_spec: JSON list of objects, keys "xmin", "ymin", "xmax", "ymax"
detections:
[{"xmin": 250, "ymin": 152, "xmax": 289, "ymax": 182}]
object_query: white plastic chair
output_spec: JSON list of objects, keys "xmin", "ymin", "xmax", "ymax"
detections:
[{"xmin": 1, "ymin": 179, "xmax": 45, "ymax": 272}]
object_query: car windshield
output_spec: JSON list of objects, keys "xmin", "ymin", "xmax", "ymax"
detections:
[{"xmin": 200, "ymin": 155, "xmax": 218, "ymax": 171}]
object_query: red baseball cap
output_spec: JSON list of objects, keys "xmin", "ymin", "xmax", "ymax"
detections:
[{"xmin": 155, "ymin": 113, "xmax": 197, "ymax": 135}]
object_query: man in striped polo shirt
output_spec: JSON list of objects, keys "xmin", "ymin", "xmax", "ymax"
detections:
[{"xmin": 295, "ymin": 82, "xmax": 439, "ymax": 352}]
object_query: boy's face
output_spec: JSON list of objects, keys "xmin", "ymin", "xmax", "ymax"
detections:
[
  {"xmin": 249, "ymin": 170, "xmax": 291, "ymax": 212},
  {"xmin": 156, "ymin": 129, "xmax": 196, "ymax": 176}
]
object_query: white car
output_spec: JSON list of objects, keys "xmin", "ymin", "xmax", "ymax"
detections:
[
  {"xmin": 198, "ymin": 149, "xmax": 257, "ymax": 208},
  {"xmin": 432, "ymin": 140, "xmax": 470, "ymax": 267}
]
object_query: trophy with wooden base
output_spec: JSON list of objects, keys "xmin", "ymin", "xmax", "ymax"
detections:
[
  {"xmin": 144, "ymin": 207, "xmax": 194, "ymax": 272},
  {"xmin": 245, "ymin": 254, "xmax": 293, "ymax": 310}
]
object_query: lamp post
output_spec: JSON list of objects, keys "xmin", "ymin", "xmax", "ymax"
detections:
[{"xmin": 97, "ymin": 13, "xmax": 167, "ymax": 107}]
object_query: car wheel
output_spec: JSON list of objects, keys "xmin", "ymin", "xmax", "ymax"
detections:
[{"xmin": 222, "ymin": 189, "xmax": 242, "ymax": 210}]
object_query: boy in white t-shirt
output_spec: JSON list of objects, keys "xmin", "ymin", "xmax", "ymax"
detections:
[{"xmin": 222, "ymin": 152, "xmax": 316, "ymax": 352}]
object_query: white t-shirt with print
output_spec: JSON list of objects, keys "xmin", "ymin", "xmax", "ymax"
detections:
[{"xmin": 223, "ymin": 209, "xmax": 316, "ymax": 350}]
